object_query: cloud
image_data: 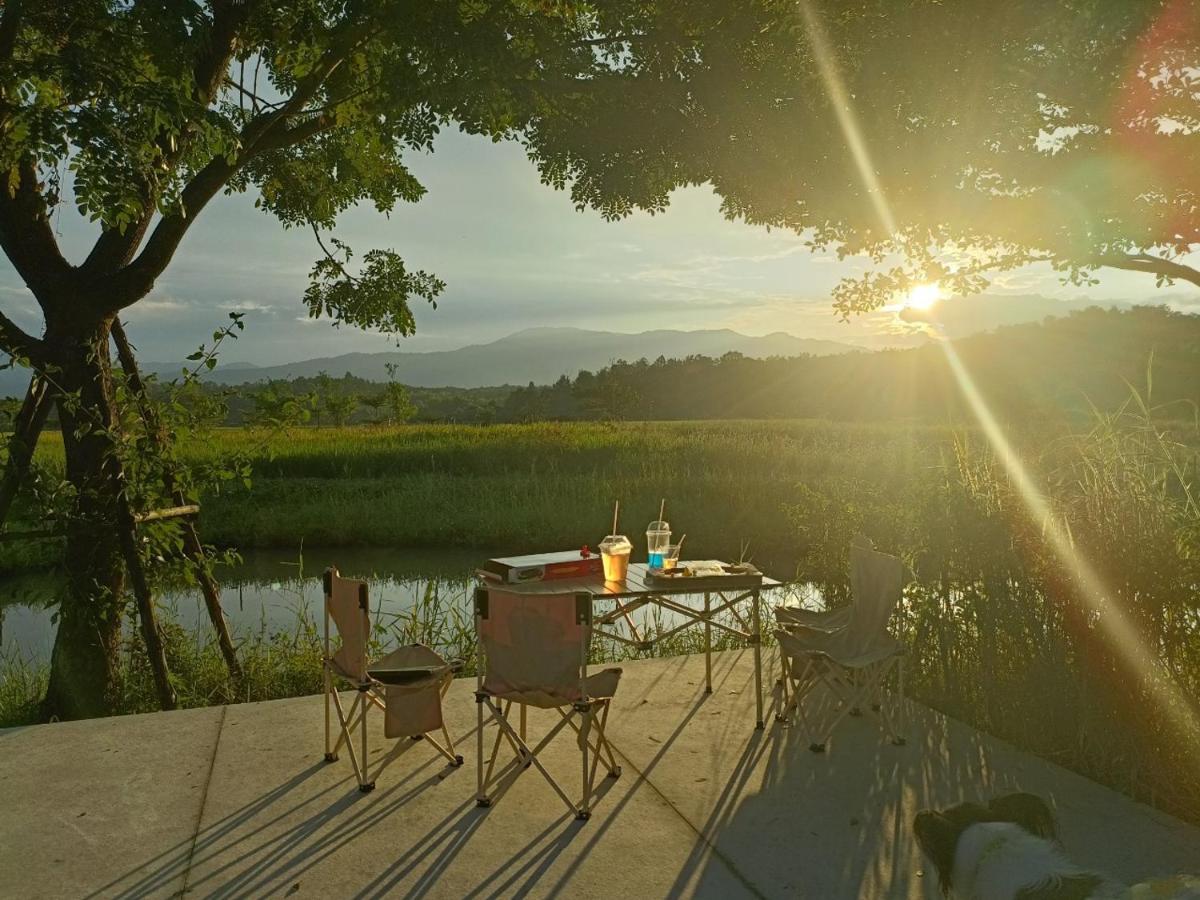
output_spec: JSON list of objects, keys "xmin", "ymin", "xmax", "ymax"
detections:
[{"xmin": 136, "ymin": 294, "xmax": 188, "ymax": 316}]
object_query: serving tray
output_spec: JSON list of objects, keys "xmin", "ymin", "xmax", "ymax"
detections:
[{"xmin": 643, "ymin": 561, "xmax": 764, "ymax": 590}]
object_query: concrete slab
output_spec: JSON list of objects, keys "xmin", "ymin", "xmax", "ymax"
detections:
[
  {"xmin": 179, "ymin": 681, "xmax": 750, "ymax": 900},
  {"xmin": 604, "ymin": 649, "xmax": 1200, "ymax": 898},
  {"xmin": 2, "ymin": 651, "xmax": 1198, "ymax": 900},
  {"xmin": 0, "ymin": 705, "xmax": 225, "ymax": 899}
]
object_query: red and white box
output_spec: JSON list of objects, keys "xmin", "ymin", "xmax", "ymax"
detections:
[{"xmin": 480, "ymin": 550, "xmax": 603, "ymax": 584}]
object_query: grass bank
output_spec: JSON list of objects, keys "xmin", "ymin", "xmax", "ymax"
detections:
[{"xmin": 25, "ymin": 419, "xmax": 960, "ymax": 574}]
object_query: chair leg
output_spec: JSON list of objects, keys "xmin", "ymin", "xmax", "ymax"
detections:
[
  {"xmin": 595, "ymin": 702, "xmax": 621, "ymax": 777},
  {"xmin": 578, "ymin": 703, "xmax": 592, "ymax": 820},
  {"xmin": 703, "ymin": 592, "xmax": 713, "ymax": 694},
  {"xmin": 329, "ymin": 690, "xmax": 368, "ymax": 787},
  {"xmin": 482, "ymin": 698, "xmax": 580, "ymax": 817},
  {"xmin": 359, "ymin": 687, "xmax": 375, "ymax": 793},
  {"xmin": 476, "ymin": 690, "xmax": 489, "ymax": 807},
  {"xmin": 323, "ymin": 665, "xmax": 336, "ymax": 762},
  {"xmin": 885, "ymin": 658, "xmax": 907, "ymax": 746}
]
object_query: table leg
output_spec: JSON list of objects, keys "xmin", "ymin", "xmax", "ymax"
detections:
[
  {"xmin": 752, "ymin": 588, "xmax": 764, "ymax": 729},
  {"xmin": 704, "ymin": 591, "xmax": 713, "ymax": 694}
]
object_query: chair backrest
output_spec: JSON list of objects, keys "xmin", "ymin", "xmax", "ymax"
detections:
[
  {"xmin": 844, "ymin": 542, "xmax": 906, "ymax": 649},
  {"xmin": 475, "ymin": 588, "xmax": 591, "ymax": 706},
  {"xmin": 324, "ymin": 567, "xmax": 370, "ymax": 681}
]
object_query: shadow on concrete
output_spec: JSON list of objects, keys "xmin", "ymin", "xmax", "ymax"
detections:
[
  {"xmin": 542, "ymin": 651, "xmax": 749, "ymax": 897},
  {"xmin": 677, "ymin": 682, "xmax": 1017, "ymax": 899},
  {"xmin": 88, "ymin": 725, "xmax": 460, "ymax": 899}
]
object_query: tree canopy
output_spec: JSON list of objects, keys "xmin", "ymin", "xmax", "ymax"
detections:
[
  {"xmin": 0, "ymin": 0, "xmax": 793, "ymax": 354},
  {"xmin": 3, "ymin": 0, "xmax": 1194, "ymax": 348},
  {"xmin": 739, "ymin": 1, "xmax": 1199, "ymax": 312}
]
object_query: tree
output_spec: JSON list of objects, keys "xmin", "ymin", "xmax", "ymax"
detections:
[
  {"xmin": 0, "ymin": 0, "xmax": 820, "ymax": 716},
  {"xmin": 5, "ymin": 2, "xmax": 1186, "ymax": 718},
  {"xmin": 323, "ymin": 390, "xmax": 359, "ymax": 427},
  {"xmin": 694, "ymin": 1, "xmax": 1199, "ymax": 312},
  {"xmin": 379, "ymin": 362, "xmax": 415, "ymax": 425}
]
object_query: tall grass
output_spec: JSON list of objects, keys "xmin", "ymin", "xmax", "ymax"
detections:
[
  {"xmin": 18, "ymin": 419, "xmax": 956, "ymax": 573},
  {"xmin": 784, "ymin": 395, "xmax": 1200, "ymax": 820}
]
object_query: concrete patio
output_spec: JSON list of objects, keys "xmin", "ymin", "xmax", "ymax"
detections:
[{"xmin": 2, "ymin": 649, "xmax": 1198, "ymax": 899}]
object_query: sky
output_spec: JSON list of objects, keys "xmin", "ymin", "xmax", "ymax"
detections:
[{"xmin": 1, "ymin": 128, "xmax": 1197, "ymax": 366}]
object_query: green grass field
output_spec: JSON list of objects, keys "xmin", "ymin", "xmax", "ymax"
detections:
[{"xmin": 163, "ymin": 420, "xmax": 964, "ymax": 573}]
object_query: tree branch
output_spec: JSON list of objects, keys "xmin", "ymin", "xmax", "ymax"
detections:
[
  {"xmin": 109, "ymin": 112, "xmax": 337, "ymax": 307},
  {"xmin": 0, "ymin": 373, "xmax": 52, "ymax": 531},
  {"xmin": 102, "ymin": 11, "xmax": 373, "ymax": 310},
  {"xmin": 0, "ymin": 0, "xmax": 22, "ymax": 66},
  {"xmin": 81, "ymin": 1, "xmax": 262, "ymax": 277},
  {"xmin": 1093, "ymin": 253, "xmax": 1200, "ymax": 288},
  {"xmin": 574, "ymin": 33, "xmax": 645, "ymax": 47},
  {"xmin": 0, "ymin": 158, "xmax": 73, "ymax": 302},
  {"xmin": 0, "ymin": 309, "xmax": 43, "ymax": 364}
]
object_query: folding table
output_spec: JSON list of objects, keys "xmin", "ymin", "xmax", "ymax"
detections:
[{"xmin": 481, "ymin": 561, "xmax": 782, "ymax": 729}]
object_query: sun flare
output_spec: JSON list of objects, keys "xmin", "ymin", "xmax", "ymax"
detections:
[{"xmin": 905, "ymin": 283, "xmax": 941, "ymax": 311}]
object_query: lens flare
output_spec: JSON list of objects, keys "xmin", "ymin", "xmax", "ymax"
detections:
[
  {"xmin": 940, "ymin": 339, "xmax": 1200, "ymax": 765},
  {"xmin": 794, "ymin": 0, "xmax": 1200, "ymax": 770},
  {"xmin": 796, "ymin": 0, "xmax": 896, "ymax": 236}
]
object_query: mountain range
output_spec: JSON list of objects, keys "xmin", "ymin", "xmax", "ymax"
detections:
[{"xmin": 148, "ymin": 327, "xmax": 858, "ymax": 389}]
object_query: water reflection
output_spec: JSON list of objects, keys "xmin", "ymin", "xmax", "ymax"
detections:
[
  {"xmin": 0, "ymin": 546, "xmax": 484, "ymax": 665},
  {"xmin": 1, "ymin": 547, "xmax": 811, "ymax": 666}
]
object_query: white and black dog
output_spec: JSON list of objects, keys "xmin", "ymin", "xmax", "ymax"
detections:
[{"xmin": 913, "ymin": 792, "xmax": 1200, "ymax": 900}]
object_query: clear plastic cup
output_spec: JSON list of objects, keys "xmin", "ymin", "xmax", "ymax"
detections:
[
  {"xmin": 646, "ymin": 520, "xmax": 671, "ymax": 568},
  {"xmin": 599, "ymin": 534, "xmax": 632, "ymax": 582},
  {"xmin": 663, "ymin": 544, "xmax": 682, "ymax": 570}
]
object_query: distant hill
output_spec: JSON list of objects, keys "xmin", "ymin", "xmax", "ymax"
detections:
[
  {"xmin": 147, "ymin": 327, "xmax": 856, "ymax": 389},
  {"xmin": 496, "ymin": 306, "xmax": 1200, "ymax": 424}
]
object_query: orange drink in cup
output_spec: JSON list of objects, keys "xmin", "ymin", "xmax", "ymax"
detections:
[{"xmin": 599, "ymin": 535, "xmax": 632, "ymax": 582}]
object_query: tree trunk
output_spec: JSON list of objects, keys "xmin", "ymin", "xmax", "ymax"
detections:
[
  {"xmin": 111, "ymin": 319, "xmax": 242, "ymax": 684},
  {"xmin": 43, "ymin": 322, "xmax": 129, "ymax": 719}
]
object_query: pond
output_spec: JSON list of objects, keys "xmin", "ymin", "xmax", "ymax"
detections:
[
  {"xmin": 1, "ymin": 546, "xmax": 811, "ymax": 666},
  {"xmin": 0, "ymin": 546, "xmax": 486, "ymax": 666}
]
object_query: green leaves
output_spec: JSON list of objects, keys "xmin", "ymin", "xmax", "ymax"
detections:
[{"xmin": 303, "ymin": 242, "xmax": 443, "ymax": 337}]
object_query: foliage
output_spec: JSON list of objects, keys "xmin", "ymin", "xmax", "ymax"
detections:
[{"xmin": 737, "ymin": 1, "xmax": 1199, "ymax": 309}]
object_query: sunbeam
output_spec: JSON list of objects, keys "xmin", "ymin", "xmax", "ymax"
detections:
[
  {"xmin": 796, "ymin": 0, "xmax": 897, "ymax": 236},
  {"xmin": 794, "ymin": 0, "xmax": 1200, "ymax": 774},
  {"xmin": 939, "ymin": 338, "xmax": 1200, "ymax": 764}
]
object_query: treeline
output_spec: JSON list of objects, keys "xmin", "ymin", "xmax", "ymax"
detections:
[
  {"xmin": 501, "ymin": 305, "xmax": 1200, "ymax": 424},
  {"xmin": 5, "ymin": 305, "xmax": 1192, "ymax": 429}
]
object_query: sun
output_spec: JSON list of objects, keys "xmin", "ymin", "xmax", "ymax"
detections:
[{"xmin": 905, "ymin": 282, "xmax": 942, "ymax": 311}]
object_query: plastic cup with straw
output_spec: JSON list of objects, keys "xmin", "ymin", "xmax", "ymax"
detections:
[
  {"xmin": 599, "ymin": 500, "xmax": 631, "ymax": 582},
  {"xmin": 664, "ymin": 533, "xmax": 686, "ymax": 570},
  {"xmin": 646, "ymin": 497, "xmax": 671, "ymax": 569}
]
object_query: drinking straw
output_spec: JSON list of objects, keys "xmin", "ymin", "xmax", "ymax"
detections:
[
  {"xmin": 612, "ymin": 500, "xmax": 620, "ymax": 536},
  {"xmin": 676, "ymin": 534, "xmax": 687, "ymax": 554},
  {"xmin": 659, "ymin": 498, "xmax": 665, "ymax": 523}
]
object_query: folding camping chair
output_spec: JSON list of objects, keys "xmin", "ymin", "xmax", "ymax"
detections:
[
  {"xmin": 323, "ymin": 567, "xmax": 462, "ymax": 793},
  {"xmin": 473, "ymin": 587, "xmax": 622, "ymax": 821},
  {"xmin": 774, "ymin": 534, "xmax": 876, "ymax": 633},
  {"xmin": 775, "ymin": 542, "xmax": 908, "ymax": 752}
]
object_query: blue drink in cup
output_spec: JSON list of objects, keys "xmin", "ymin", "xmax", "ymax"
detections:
[{"xmin": 646, "ymin": 520, "xmax": 671, "ymax": 568}]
